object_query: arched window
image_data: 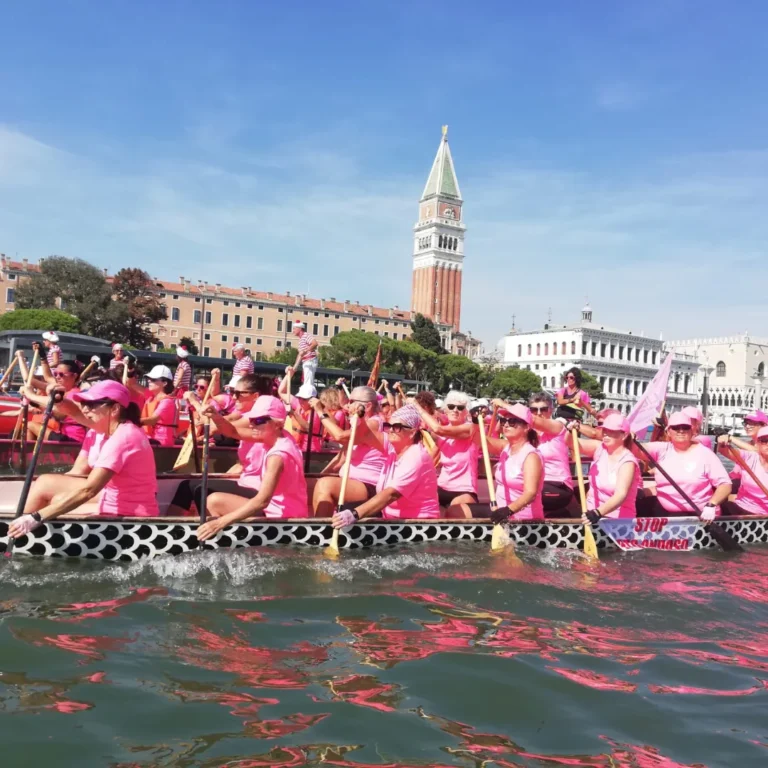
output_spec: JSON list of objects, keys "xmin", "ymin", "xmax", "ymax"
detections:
[
  {"xmin": 517, "ymin": 344, "xmax": 522, "ymax": 356},
  {"xmin": 561, "ymin": 342, "xmax": 566, "ymax": 355},
  {"xmin": 684, "ymin": 374, "xmax": 690, "ymax": 393},
  {"xmin": 716, "ymin": 361, "xmax": 726, "ymax": 377},
  {"xmin": 571, "ymin": 341, "xmax": 576, "ymax": 355},
  {"xmin": 759, "ymin": 362, "xmax": 765, "ymax": 377},
  {"xmin": 544, "ymin": 343, "xmax": 549, "ymax": 355},
  {"xmin": 536, "ymin": 343, "xmax": 540, "ymax": 355},
  {"xmin": 737, "ymin": 394, "xmax": 743, "ymax": 407},
  {"xmin": 527, "ymin": 344, "xmax": 532, "ymax": 354},
  {"xmin": 731, "ymin": 394, "xmax": 736, "ymax": 407},
  {"xmin": 551, "ymin": 376, "xmax": 556, "ymax": 387},
  {"xmin": 673, "ymin": 373, "xmax": 680, "ymax": 392},
  {"xmin": 717, "ymin": 394, "xmax": 723, "ymax": 406}
]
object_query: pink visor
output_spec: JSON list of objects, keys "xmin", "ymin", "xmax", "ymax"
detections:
[
  {"xmin": 758, "ymin": 426, "xmax": 768, "ymax": 439},
  {"xmin": 72, "ymin": 380, "xmax": 130, "ymax": 409},
  {"xmin": 746, "ymin": 410, "xmax": 768, "ymax": 425},
  {"xmin": 499, "ymin": 403, "xmax": 532, "ymax": 426},
  {"xmin": 668, "ymin": 412, "xmax": 693, "ymax": 427},
  {"xmin": 681, "ymin": 406, "xmax": 703, "ymax": 423},
  {"xmin": 244, "ymin": 395, "xmax": 286, "ymax": 421},
  {"xmin": 601, "ymin": 413, "xmax": 630, "ymax": 433}
]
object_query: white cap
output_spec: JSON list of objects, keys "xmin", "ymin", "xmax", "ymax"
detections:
[
  {"xmin": 147, "ymin": 364, "xmax": 173, "ymax": 380},
  {"xmin": 435, "ymin": 398, "xmax": 444, "ymax": 408},
  {"xmin": 42, "ymin": 331, "xmax": 59, "ymax": 343},
  {"xmin": 296, "ymin": 383, "xmax": 317, "ymax": 399},
  {"xmin": 34, "ymin": 366, "xmax": 44, "ymax": 376},
  {"xmin": 232, "ymin": 342, "xmax": 245, "ymax": 351},
  {"xmin": 176, "ymin": 346, "xmax": 189, "ymax": 358},
  {"xmin": 470, "ymin": 398, "xmax": 489, "ymax": 411},
  {"xmin": 112, "ymin": 343, "xmax": 123, "ymax": 351},
  {"xmin": 293, "ymin": 321, "xmax": 305, "ymax": 329}
]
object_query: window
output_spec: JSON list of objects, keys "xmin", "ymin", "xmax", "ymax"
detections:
[
  {"xmin": 618, "ymin": 346, "xmax": 624, "ymax": 360},
  {"xmin": 205, "ymin": 311, "xmax": 212, "ymax": 324},
  {"xmin": 286, "ymin": 320, "xmax": 293, "ymax": 333},
  {"xmin": 323, "ymin": 325, "xmax": 329, "ymax": 336},
  {"xmin": 202, "ymin": 346, "xmax": 210, "ymax": 356},
  {"xmin": 6, "ymin": 288, "xmax": 14, "ymax": 303},
  {"xmin": 517, "ymin": 344, "xmax": 522, "ymax": 356},
  {"xmin": 608, "ymin": 378, "xmax": 614, "ymax": 393},
  {"xmin": 312, "ymin": 323, "xmax": 319, "ymax": 335},
  {"xmin": 170, "ymin": 329, "xmax": 178, "ymax": 338},
  {"xmin": 551, "ymin": 377, "xmax": 556, "ymax": 387},
  {"xmin": 561, "ymin": 342, "xmax": 566, "ymax": 355},
  {"xmin": 245, "ymin": 337, "xmax": 251, "ymax": 344},
  {"xmin": 193, "ymin": 310, "xmax": 202, "ymax": 324},
  {"xmin": 591, "ymin": 342, "xmax": 597, "ymax": 356},
  {"xmin": 195, "ymin": 297, "xmax": 201, "ymax": 303},
  {"xmin": 257, "ymin": 317, "xmax": 263, "ymax": 330},
  {"xmin": 7, "ymin": 273, "xmax": 15, "ymax": 281},
  {"xmin": 535, "ymin": 364, "xmax": 540, "ymax": 370},
  {"xmin": 643, "ymin": 349, "xmax": 648, "ymax": 363},
  {"xmin": 716, "ymin": 361, "xmax": 726, "ymax": 377},
  {"xmin": 581, "ymin": 341, "xmax": 587, "ymax": 355},
  {"xmin": 652, "ymin": 351, "xmax": 658, "ymax": 365},
  {"xmin": 206, "ymin": 298, "xmax": 212, "ymax": 304},
  {"xmin": 634, "ymin": 381, "xmax": 640, "ymax": 395},
  {"xmin": 235, "ymin": 302, "xmax": 241, "ymax": 308},
  {"xmin": 204, "ymin": 333, "xmax": 210, "ymax": 341},
  {"xmin": 246, "ymin": 316, "xmax": 252, "ymax": 329},
  {"xmin": 276, "ymin": 340, "xmax": 282, "ymax": 347},
  {"xmin": 234, "ymin": 315, "xmax": 241, "ymax": 328},
  {"xmin": 171, "ymin": 307, "xmax": 180, "ymax": 321},
  {"xmin": 172, "ymin": 294, "xmax": 179, "ymax": 300},
  {"xmin": 255, "ymin": 351, "xmax": 263, "ymax": 361},
  {"xmin": 160, "ymin": 293, "xmax": 167, "ymax": 299},
  {"xmin": 536, "ymin": 343, "xmax": 541, "ymax": 355},
  {"xmin": 572, "ymin": 341, "xmax": 576, "ymax": 355},
  {"xmin": 222, "ymin": 313, "xmax": 229, "ymax": 326},
  {"xmin": 393, "ymin": 333, "xmax": 398, "ymax": 340},
  {"xmin": 610, "ymin": 344, "xmax": 615, "ymax": 359},
  {"xmin": 384, "ymin": 332, "xmax": 389, "ymax": 337},
  {"xmin": 544, "ymin": 343, "xmax": 549, "ymax": 355},
  {"xmin": 527, "ymin": 344, "xmax": 532, "ymax": 355},
  {"xmin": 758, "ymin": 363, "xmax": 765, "ymax": 377},
  {"xmin": 221, "ymin": 335, "xmax": 228, "ymax": 342},
  {"xmin": 600, "ymin": 343, "xmax": 606, "ymax": 357},
  {"xmin": 247, "ymin": 303, "xmax": 252, "ymax": 309},
  {"xmin": 223, "ymin": 301, "xmax": 229, "ymax": 307},
  {"xmin": 314, "ymin": 311, "xmax": 319, "ymax": 317},
  {"xmin": 256, "ymin": 338, "xmax": 262, "ymax": 346},
  {"xmin": 258, "ymin": 305, "xmax": 263, "ymax": 311},
  {"xmin": 334, "ymin": 325, "xmax": 340, "ymax": 336},
  {"xmin": 233, "ymin": 336, "xmax": 239, "ymax": 343},
  {"xmin": 635, "ymin": 349, "xmax": 640, "ymax": 362},
  {"xmin": 277, "ymin": 319, "xmax": 283, "ymax": 332},
  {"xmin": 220, "ymin": 349, "xmax": 227, "ymax": 358},
  {"xmin": 278, "ymin": 307, "xmax": 283, "ymax": 313}
]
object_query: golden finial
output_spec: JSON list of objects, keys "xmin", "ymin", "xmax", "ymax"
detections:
[{"xmin": 441, "ymin": 125, "xmax": 448, "ymax": 138}]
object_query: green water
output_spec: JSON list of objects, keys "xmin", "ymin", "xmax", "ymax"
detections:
[{"xmin": 1, "ymin": 544, "xmax": 767, "ymax": 767}]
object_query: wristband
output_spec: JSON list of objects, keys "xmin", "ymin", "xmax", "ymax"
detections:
[
  {"xmin": 31, "ymin": 511, "xmax": 43, "ymax": 523},
  {"xmin": 319, "ymin": 412, "xmax": 329, "ymax": 419},
  {"xmin": 351, "ymin": 509, "xmax": 360, "ymax": 521}
]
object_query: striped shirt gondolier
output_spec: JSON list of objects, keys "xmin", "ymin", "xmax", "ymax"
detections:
[
  {"xmin": 233, "ymin": 355, "xmax": 254, "ymax": 377},
  {"xmin": 175, "ymin": 360, "xmax": 192, "ymax": 390},
  {"xmin": 298, "ymin": 332, "xmax": 317, "ymax": 360},
  {"xmin": 46, "ymin": 345, "xmax": 61, "ymax": 366},
  {"xmin": 109, "ymin": 358, "xmax": 122, "ymax": 370}
]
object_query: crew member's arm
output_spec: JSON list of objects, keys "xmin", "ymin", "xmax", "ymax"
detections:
[
  {"xmin": 491, "ymin": 453, "xmax": 542, "ymax": 521},
  {"xmin": 586, "ymin": 462, "xmax": 635, "ymax": 520},
  {"xmin": 415, "ymin": 402, "xmax": 472, "ymax": 439}
]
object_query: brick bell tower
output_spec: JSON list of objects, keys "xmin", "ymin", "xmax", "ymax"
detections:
[{"xmin": 411, "ymin": 125, "xmax": 465, "ymax": 331}]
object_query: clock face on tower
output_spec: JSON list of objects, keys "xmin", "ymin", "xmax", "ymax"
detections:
[{"xmin": 440, "ymin": 203, "xmax": 457, "ymax": 220}]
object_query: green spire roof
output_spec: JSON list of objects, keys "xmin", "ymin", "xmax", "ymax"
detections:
[{"xmin": 421, "ymin": 127, "xmax": 462, "ymax": 201}]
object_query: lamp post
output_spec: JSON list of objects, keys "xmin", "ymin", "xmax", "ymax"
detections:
[
  {"xmin": 700, "ymin": 364, "xmax": 714, "ymax": 433},
  {"xmin": 753, "ymin": 370, "xmax": 766, "ymax": 415}
]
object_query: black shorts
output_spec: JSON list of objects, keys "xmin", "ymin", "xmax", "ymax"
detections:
[
  {"xmin": 438, "ymin": 487, "xmax": 479, "ymax": 507},
  {"xmin": 542, "ymin": 482, "xmax": 573, "ymax": 513},
  {"xmin": 47, "ymin": 431, "xmax": 79, "ymax": 444},
  {"xmin": 362, "ymin": 482, "xmax": 378, "ymax": 500},
  {"xmin": 170, "ymin": 478, "xmax": 260, "ymax": 511}
]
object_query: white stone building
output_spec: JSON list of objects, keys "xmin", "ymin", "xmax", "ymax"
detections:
[
  {"xmin": 498, "ymin": 306, "xmax": 700, "ymax": 414},
  {"xmin": 665, "ymin": 334, "xmax": 768, "ymax": 430}
]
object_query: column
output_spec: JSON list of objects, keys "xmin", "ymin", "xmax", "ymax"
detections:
[{"xmin": 453, "ymin": 269, "xmax": 462, "ymax": 330}]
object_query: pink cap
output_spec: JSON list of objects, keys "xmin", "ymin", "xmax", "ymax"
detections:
[
  {"xmin": 745, "ymin": 410, "xmax": 768, "ymax": 425},
  {"xmin": 499, "ymin": 403, "xmax": 533, "ymax": 426},
  {"xmin": 376, "ymin": 393, "xmax": 384, "ymax": 402},
  {"xmin": 244, "ymin": 395, "xmax": 286, "ymax": 421},
  {"xmin": 757, "ymin": 426, "xmax": 768, "ymax": 439},
  {"xmin": 72, "ymin": 380, "xmax": 130, "ymax": 408},
  {"xmin": 601, "ymin": 413, "xmax": 630, "ymax": 432},
  {"xmin": 668, "ymin": 412, "xmax": 692, "ymax": 427},
  {"xmin": 681, "ymin": 406, "xmax": 703, "ymax": 423}
]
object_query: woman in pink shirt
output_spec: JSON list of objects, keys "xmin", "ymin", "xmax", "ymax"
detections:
[
  {"xmin": 10, "ymin": 381, "xmax": 159, "ymax": 539},
  {"xmin": 570, "ymin": 413, "xmax": 641, "ymax": 521},
  {"xmin": 681, "ymin": 406, "xmax": 713, "ymax": 450},
  {"xmin": 331, "ymin": 405, "xmax": 440, "ymax": 527},
  {"xmin": 415, "ymin": 390, "xmax": 479, "ymax": 508},
  {"xmin": 446, "ymin": 403, "xmax": 544, "ymax": 522},
  {"xmin": 556, "ymin": 368, "xmax": 598, "ymax": 420},
  {"xmin": 717, "ymin": 426, "xmax": 768, "ymax": 515},
  {"xmin": 197, "ymin": 396, "xmax": 308, "ymax": 540},
  {"xmin": 634, "ymin": 412, "xmax": 731, "ymax": 519},
  {"xmin": 133, "ymin": 365, "xmax": 179, "ymax": 447},
  {"xmin": 312, "ymin": 386, "xmax": 387, "ymax": 516}
]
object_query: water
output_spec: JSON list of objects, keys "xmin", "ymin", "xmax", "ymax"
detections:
[{"xmin": 1, "ymin": 544, "xmax": 767, "ymax": 767}]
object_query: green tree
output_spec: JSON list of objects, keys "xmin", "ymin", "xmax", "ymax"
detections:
[
  {"xmin": 432, "ymin": 354, "xmax": 484, "ymax": 395},
  {"xmin": 178, "ymin": 336, "xmax": 198, "ymax": 356},
  {"xmin": 111, "ymin": 268, "xmax": 168, "ymax": 348},
  {"xmin": 483, "ymin": 367, "xmax": 541, "ymax": 401},
  {"xmin": 577, "ymin": 370, "xmax": 605, "ymax": 401},
  {"xmin": 269, "ymin": 347, "xmax": 297, "ymax": 365},
  {"xmin": 319, "ymin": 330, "xmax": 385, "ymax": 371},
  {"xmin": 0, "ymin": 309, "xmax": 81, "ymax": 333},
  {"xmin": 409, "ymin": 314, "xmax": 445, "ymax": 355}
]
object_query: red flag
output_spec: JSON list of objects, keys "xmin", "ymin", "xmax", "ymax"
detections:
[
  {"xmin": 367, "ymin": 342, "xmax": 382, "ymax": 389},
  {"xmin": 627, "ymin": 352, "xmax": 674, "ymax": 435}
]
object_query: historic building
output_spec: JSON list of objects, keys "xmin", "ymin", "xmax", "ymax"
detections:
[
  {"xmin": 665, "ymin": 334, "xmax": 768, "ymax": 429},
  {"xmin": 411, "ymin": 126, "xmax": 465, "ymax": 332},
  {"xmin": 498, "ymin": 305, "xmax": 700, "ymax": 414}
]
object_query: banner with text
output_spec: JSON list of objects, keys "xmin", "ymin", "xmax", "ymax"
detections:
[{"xmin": 599, "ymin": 517, "xmax": 700, "ymax": 551}]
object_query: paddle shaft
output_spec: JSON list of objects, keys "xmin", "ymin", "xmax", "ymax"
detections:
[
  {"xmin": 77, "ymin": 360, "xmax": 98, "ymax": 384},
  {"xmin": 304, "ymin": 410, "xmax": 316, "ymax": 474},
  {"xmin": 728, "ymin": 446, "xmax": 768, "ymax": 499},
  {"xmin": 477, "ymin": 416, "xmax": 496, "ymax": 506},
  {"xmin": 328, "ymin": 412, "xmax": 360, "ymax": 554},
  {"xmin": 189, "ymin": 407, "xmax": 201, "ymax": 473},
  {"xmin": 199, "ymin": 421, "xmax": 211, "ymax": 525},
  {"xmin": 0, "ymin": 357, "xmax": 18, "ymax": 390},
  {"xmin": 6, "ymin": 392, "xmax": 59, "ymax": 557},
  {"xmin": 571, "ymin": 429, "xmax": 599, "ymax": 559}
]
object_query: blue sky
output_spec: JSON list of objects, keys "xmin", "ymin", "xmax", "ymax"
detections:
[{"xmin": 2, "ymin": 1, "xmax": 768, "ymax": 350}]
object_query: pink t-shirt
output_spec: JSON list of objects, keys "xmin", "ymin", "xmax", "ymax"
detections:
[
  {"xmin": 147, "ymin": 396, "xmax": 177, "ymax": 447},
  {"xmin": 211, "ymin": 393, "xmax": 237, "ymax": 417},
  {"xmin": 537, "ymin": 427, "xmax": 573, "ymax": 489},
  {"xmin": 237, "ymin": 439, "xmax": 265, "ymax": 490},
  {"xmin": 93, "ymin": 422, "xmax": 159, "ymax": 517},
  {"xmin": 79, "ymin": 428, "xmax": 102, "ymax": 467},
  {"xmin": 645, "ymin": 442, "xmax": 731, "ymax": 514},
  {"xmin": 260, "ymin": 434, "xmax": 308, "ymax": 518},
  {"xmin": 290, "ymin": 397, "xmax": 323, "ymax": 452},
  {"xmin": 586, "ymin": 445, "xmax": 641, "ymax": 518},
  {"xmin": 377, "ymin": 440, "xmax": 440, "ymax": 519},
  {"xmin": 59, "ymin": 389, "xmax": 87, "ymax": 443},
  {"xmin": 694, "ymin": 435, "xmax": 714, "ymax": 450},
  {"xmin": 434, "ymin": 434, "xmax": 478, "ymax": 493},
  {"xmin": 348, "ymin": 416, "xmax": 387, "ymax": 487},
  {"xmin": 732, "ymin": 450, "xmax": 768, "ymax": 515},
  {"xmin": 494, "ymin": 442, "xmax": 544, "ymax": 521}
]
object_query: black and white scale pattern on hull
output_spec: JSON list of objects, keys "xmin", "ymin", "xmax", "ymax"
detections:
[{"xmin": 0, "ymin": 517, "xmax": 766, "ymax": 562}]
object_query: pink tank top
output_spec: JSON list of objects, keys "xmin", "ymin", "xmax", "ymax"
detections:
[
  {"xmin": 237, "ymin": 439, "xmax": 266, "ymax": 489},
  {"xmin": 60, "ymin": 388, "xmax": 86, "ymax": 443},
  {"xmin": 494, "ymin": 442, "xmax": 544, "ymax": 521},
  {"xmin": 537, "ymin": 428, "xmax": 573, "ymax": 488},
  {"xmin": 586, "ymin": 445, "xmax": 641, "ymax": 518},
  {"xmin": 348, "ymin": 415, "xmax": 387, "ymax": 487},
  {"xmin": 261, "ymin": 434, "xmax": 308, "ymax": 518},
  {"xmin": 733, "ymin": 450, "xmax": 768, "ymax": 515},
  {"xmin": 435, "ymin": 434, "xmax": 478, "ymax": 493}
]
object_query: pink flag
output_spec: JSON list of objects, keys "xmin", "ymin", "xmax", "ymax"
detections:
[{"xmin": 627, "ymin": 352, "xmax": 674, "ymax": 435}]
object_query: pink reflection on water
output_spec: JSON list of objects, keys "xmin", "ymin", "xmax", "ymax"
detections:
[
  {"xmin": 325, "ymin": 673, "xmax": 403, "ymax": 712},
  {"xmin": 56, "ymin": 587, "xmax": 167, "ymax": 622},
  {"xmin": 548, "ymin": 666, "xmax": 639, "ymax": 692}
]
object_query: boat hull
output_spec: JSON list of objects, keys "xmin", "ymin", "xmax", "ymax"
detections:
[{"xmin": 1, "ymin": 515, "xmax": 766, "ymax": 561}]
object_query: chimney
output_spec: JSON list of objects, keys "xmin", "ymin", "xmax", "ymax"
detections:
[
  {"xmin": 103, "ymin": 268, "xmax": 109, "ymax": 277},
  {"xmin": 294, "ymin": 294, "xmax": 300, "ymax": 307},
  {"xmin": 388, "ymin": 307, "xmax": 393, "ymax": 319},
  {"xmin": 241, "ymin": 286, "xmax": 248, "ymax": 296},
  {"xmin": 320, "ymin": 298, "xmax": 325, "ymax": 309},
  {"xmin": 329, "ymin": 296, "xmax": 335, "ymax": 302},
  {"xmin": 286, "ymin": 290, "xmax": 291, "ymax": 298},
  {"xmin": 215, "ymin": 283, "xmax": 221, "ymax": 293},
  {"xmin": 267, "ymin": 292, "xmax": 273, "ymax": 299},
  {"xmin": 22, "ymin": 258, "xmax": 28, "ymax": 269},
  {"xmin": 367, "ymin": 305, "xmax": 372, "ymax": 316},
  {"xmin": 0, "ymin": 254, "xmax": 6, "ymax": 269},
  {"xmin": 343, "ymin": 300, "xmax": 349, "ymax": 312},
  {"xmin": 198, "ymin": 279, "xmax": 204, "ymax": 288}
]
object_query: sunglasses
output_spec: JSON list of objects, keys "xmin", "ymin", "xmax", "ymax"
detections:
[
  {"xmin": 745, "ymin": 421, "xmax": 762, "ymax": 428},
  {"xmin": 566, "ymin": 376, "xmax": 576, "ymax": 381},
  {"xmin": 498, "ymin": 417, "xmax": 527, "ymax": 428},
  {"xmin": 446, "ymin": 404, "xmax": 466, "ymax": 411},
  {"xmin": 233, "ymin": 390, "xmax": 256, "ymax": 399},
  {"xmin": 249, "ymin": 416, "xmax": 271, "ymax": 428},
  {"xmin": 530, "ymin": 406, "xmax": 550, "ymax": 414},
  {"xmin": 668, "ymin": 425, "xmax": 692, "ymax": 432},
  {"xmin": 195, "ymin": 384, "xmax": 207, "ymax": 391},
  {"xmin": 758, "ymin": 437, "xmax": 768, "ymax": 444},
  {"xmin": 82, "ymin": 399, "xmax": 112, "ymax": 409},
  {"xmin": 53, "ymin": 371, "xmax": 74, "ymax": 378},
  {"xmin": 382, "ymin": 422, "xmax": 410, "ymax": 433}
]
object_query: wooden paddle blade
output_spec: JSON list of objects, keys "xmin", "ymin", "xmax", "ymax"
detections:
[
  {"xmin": 706, "ymin": 522, "xmax": 744, "ymax": 552},
  {"xmin": 173, "ymin": 433, "xmax": 194, "ymax": 470},
  {"xmin": 491, "ymin": 523, "xmax": 510, "ymax": 551},
  {"xmin": 324, "ymin": 527, "xmax": 340, "ymax": 559},
  {"xmin": 583, "ymin": 523, "xmax": 599, "ymax": 560}
]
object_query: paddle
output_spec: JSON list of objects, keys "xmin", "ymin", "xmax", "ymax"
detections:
[
  {"xmin": 477, "ymin": 410, "xmax": 511, "ymax": 551},
  {"xmin": 188, "ymin": 407, "xmax": 202, "ymax": 474},
  {"xmin": 77, "ymin": 356, "xmax": 101, "ymax": 385},
  {"xmin": 727, "ymin": 445, "xmax": 768, "ymax": 499},
  {"xmin": 632, "ymin": 438, "xmax": 743, "ymax": 552},
  {"xmin": 570, "ymin": 429, "xmax": 599, "ymax": 560},
  {"xmin": 198, "ymin": 420, "xmax": 211, "ymax": 527},
  {"xmin": 326, "ymin": 411, "xmax": 360, "ymax": 558},
  {"xmin": 5, "ymin": 389, "xmax": 61, "ymax": 558},
  {"xmin": 304, "ymin": 409, "xmax": 316, "ymax": 474},
  {"xmin": 16, "ymin": 349, "xmax": 39, "ymax": 473},
  {"xmin": 0, "ymin": 357, "xmax": 18, "ymax": 391},
  {"xmin": 173, "ymin": 372, "xmax": 217, "ymax": 471}
]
